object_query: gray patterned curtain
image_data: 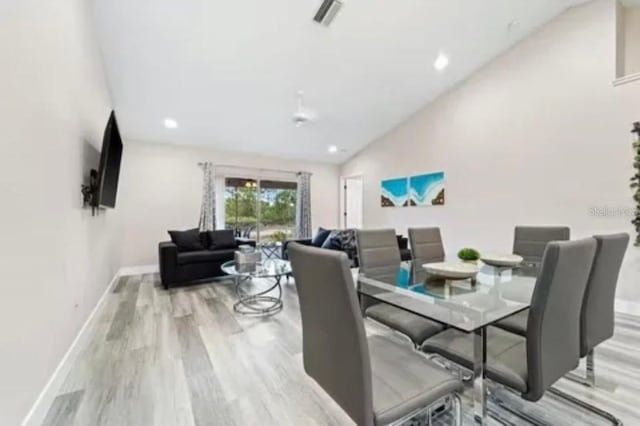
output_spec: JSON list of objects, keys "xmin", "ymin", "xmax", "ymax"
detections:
[
  {"xmin": 198, "ymin": 162, "xmax": 216, "ymax": 231},
  {"xmin": 295, "ymin": 172, "xmax": 312, "ymax": 239}
]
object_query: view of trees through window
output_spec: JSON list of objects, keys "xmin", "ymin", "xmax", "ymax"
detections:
[{"xmin": 224, "ymin": 178, "xmax": 296, "ymax": 242}]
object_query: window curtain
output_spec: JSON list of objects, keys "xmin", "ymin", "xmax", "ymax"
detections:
[
  {"xmin": 198, "ymin": 162, "xmax": 216, "ymax": 231},
  {"xmin": 295, "ymin": 172, "xmax": 312, "ymax": 239}
]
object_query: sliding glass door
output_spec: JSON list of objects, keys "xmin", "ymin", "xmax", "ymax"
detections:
[
  {"xmin": 259, "ymin": 180, "xmax": 296, "ymax": 242},
  {"xmin": 223, "ymin": 177, "xmax": 296, "ymax": 242},
  {"xmin": 224, "ymin": 178, "xmax": 259, "ymax": 239}
]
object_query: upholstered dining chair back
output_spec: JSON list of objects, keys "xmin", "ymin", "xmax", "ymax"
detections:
[
  {"xmin": 356, "ymin": 229, "xmax": 401, "ymax": 282},
  {"xmin": 580, "ymin": 233, "xmax": 629, "ymax": 357},
  {"xmin": 513, "ymin": 226, "xmax": 570, "ymax": 264},
  {"xmin": 408, "ymin": 227, "xmax": 445, "ymax": 265},
  {"xmin": 524, "ymin": 237, "xmax": 597, "ymax": 401},
  {"xmin": 288, "ymin": 243, "xmax": 374, "ymax": 426}
]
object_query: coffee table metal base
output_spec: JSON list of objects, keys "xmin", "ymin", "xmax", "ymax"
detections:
[{"xmin": 233, "ymin": 276, "xmax": 283, "ymax": 316}]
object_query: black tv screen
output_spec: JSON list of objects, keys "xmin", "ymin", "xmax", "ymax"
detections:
[{"xmin": 97, "ymin": 111, "xmax": 123, "ymax": 208}]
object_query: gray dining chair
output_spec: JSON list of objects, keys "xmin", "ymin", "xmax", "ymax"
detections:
[
  {"xmin": 577, "ymin": 233, "xmax": 629, "ymax": 386},
  {"xmin": 357, "ymin": 229, "xmax": 445, "ymax": 347},
  {"xmin": 408, "ymin": 227, "xmax": 445, "ymax": 265},
  {"xmin": 288, "ymin": 243, "xmax": 464, "ymax": 426},
  {"xmin": 494, "ymin": 233, "xmax": 629, "ymax": 388},
  {"xmin": 497, "ymin": 224, "xmax": 572, "ymax": 336},
  {"xmin": 513, "ymin": 225, "xmax": 570, "ymax": 264},
  {"xmin": 495, "ymin": 225, "xmax": 571, "ymax": 335},
  {"xmin": 422, "ymin": 238, "xmax": 597, "ymax": 402}
]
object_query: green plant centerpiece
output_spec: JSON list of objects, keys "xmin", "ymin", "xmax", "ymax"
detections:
[
  {"xmin": 457, "ymin": 248, "xmax": 481, "ymax": 263},
  {"xmin": 632, "ymin": 122, "xmax": 640, "ymax": 247},
  {"xmin": 269, "ymin": 230, "xmax": 289, "ymax": 243}
]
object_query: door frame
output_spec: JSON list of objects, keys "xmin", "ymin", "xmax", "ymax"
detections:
[{"xmin": 340, "ymin": 173, "xmax": 364, "ymax": 229}]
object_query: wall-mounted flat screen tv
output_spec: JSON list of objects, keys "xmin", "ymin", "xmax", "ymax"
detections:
[{"xmin": 96, "ymin": 111, "xmax": 123, "ymax": 208}]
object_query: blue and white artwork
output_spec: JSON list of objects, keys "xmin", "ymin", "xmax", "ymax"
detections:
[
  {"xmin": 380, "ymin": 177, "xmax": 408, "ymax": 207},
  {"xmin": 409, "ymin": 172, "xmax": 445, "ymax": 206}
]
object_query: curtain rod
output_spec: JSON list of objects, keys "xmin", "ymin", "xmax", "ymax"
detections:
[{"xmin": 197, "ymin": 163, "xmax": 311, "ymax": 176}]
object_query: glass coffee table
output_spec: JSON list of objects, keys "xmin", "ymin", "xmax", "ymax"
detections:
[{"xmin": 221, "ymin": 259, "xmax": 292, "ymax": 316}]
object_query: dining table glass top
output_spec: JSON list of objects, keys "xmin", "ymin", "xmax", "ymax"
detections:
[{"xmin": 357, "ymin": 261, "xmax": 540, "ymax": 333}]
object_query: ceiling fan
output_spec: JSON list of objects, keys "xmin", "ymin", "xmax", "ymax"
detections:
[
  {"xmin": 292, "ymin": 91, "xmax": 315, "ymax": 127},
  {"xmin": 314, "ymin": 0, "xmax": 343, "ymax": 26}
]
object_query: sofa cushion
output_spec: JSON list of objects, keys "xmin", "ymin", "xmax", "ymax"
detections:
[
  {"xmin": 321, "ymin": 230, "xmax": 343, "ymax": 250},
  {"xmin": 177, "ymin": 249, "xmax": 236, "ymax": 265},
  {"xmin": 169, "ymin": 228, "xmax": 205, "ymax": 252},
  {"xmin": 336, "ymin": 229, "xmax": 357, "ymax": 251},
  {"xmin": 311, "ymin": 227, "xmax": 332, "ymax": 247},
  {"xmin": 208, "ymin": 230, "xmax": 237, "ymax": 250}
]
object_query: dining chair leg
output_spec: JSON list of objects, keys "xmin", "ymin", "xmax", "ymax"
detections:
[
  {"xmin": 565, "ymin": 350, "xmax": 601, "ymax": 389},
  {"xmin": 548, "ymin": 387, "xmax": 623, "ymax": 426},
  {"xmin": 585, "ymin": 350, "xmax": 596, "ymax": 386},
  {"xmin": 453, "ymin": 394, "xmax": 463, "ymax": 426}
]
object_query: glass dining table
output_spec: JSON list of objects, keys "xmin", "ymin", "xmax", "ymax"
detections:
[{"xmin": 357, "ymin": 261, "xmax": 539, "ymax": 425}]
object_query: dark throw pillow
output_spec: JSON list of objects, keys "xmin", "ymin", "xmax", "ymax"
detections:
[
  {"xmin": 168, "ymin": 228, "xmax": 205, "ymax": 252},
  {"xmin": 208, "ymin": 230, "xmax": 237, "ymax": 250},
  {"xmin": 321, "ymin": 230, "xmax": 343, "ymax": 251},
  {"xmin": 311, "ymin": 227, "xmax": 332, "ymax": 247},
  {"xmin": 336, "ymin": 229, "xmax": 357, "ymax": 251}
]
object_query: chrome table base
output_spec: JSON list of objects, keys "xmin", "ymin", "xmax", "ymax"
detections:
[
  {"xmin": 233, "ymin": 275, "xmax": 284, "ymax": 316},
  {"xmin": 473, "ymin": 328, "xmax": 488, "ymax": 424}
]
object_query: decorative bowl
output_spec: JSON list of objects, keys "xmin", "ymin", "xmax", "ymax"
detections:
[
  {"xmin": 480, "ymin": 254, "xmax": 524, "ymax": 267},
  {"xmin": 422, "ymin": 262, "xmax": 479, "ymax": 280}
]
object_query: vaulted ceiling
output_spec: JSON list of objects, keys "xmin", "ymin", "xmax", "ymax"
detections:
[{"xmin": 93, "ymin": 0, "xmax": 588, "ymax": 163}]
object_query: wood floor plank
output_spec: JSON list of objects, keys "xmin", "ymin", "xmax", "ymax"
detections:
[
  {"xmin": 174, "ymin": 314, "xmax": 231, "ymax": 425},
  {"xmin": 135, "ymin": 273, "xmax": 155, "ymax": 308},
  {"xmin": 171, "ymin": 290, "xmax": 194, "ymax": 318},
  {"xmin": 105, "ymin": 276, "xmax": 141, "ymax": 341},
  {"xmin": 41, "ymin": 390, "xmax": 84, "ymax": 426},
  {"xmin": 205, "ymin": 298, "xmax": 243, "ymax": 335},
  {"xmin": 111, "ymin": 275, "xmax": 128, "ymax": 293}
]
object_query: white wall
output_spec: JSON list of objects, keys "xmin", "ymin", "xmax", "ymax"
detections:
[
  {"xmin": 341, "ymin": 0, "xmax": 640, "ymax": 305},
  {"xmin": 0, "ymin": 0, "xmax": 119, "ymax": 424},
  {"xmin": 117, "ymin": 140, "xmax": 340, "ymax": 267},
  {"xmin": 623, "ymin": 6, "xmax": 640, "ymax": 75}
]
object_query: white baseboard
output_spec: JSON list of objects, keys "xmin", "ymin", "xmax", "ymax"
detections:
[
  {"xmin": 21, "ymin": 269, "xmax": 123, "ymax": 426},
  {"xmin": 119, "ymin": 264, "xmax": 158, "ymax": 276},
  {"xmin": 615, "ymin": 298, "xmax": 640, "ymax": 316}
]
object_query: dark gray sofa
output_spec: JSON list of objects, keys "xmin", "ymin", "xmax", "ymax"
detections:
[
  {"xmin": 159, "ymin": 229, "xmax": 255, "ymax": 289},
  {"xmin": 281, "ymin": 228, "xmax": 411, "ymax": 267}
]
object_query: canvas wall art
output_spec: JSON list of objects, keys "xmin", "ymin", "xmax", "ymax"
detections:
[
  {"xmin": 380, "ymin": 177, "xmax": 408, "ymax": 207},
  {"xmin": 409, "ymin": 171, "xmax": 445, "ymax": 206}
]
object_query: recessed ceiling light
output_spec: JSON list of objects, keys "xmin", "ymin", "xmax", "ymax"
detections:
[
  {"xmin": 164, "ymin": 118, "xmax": 178, "ymax": 129},
  {"xmin": 434, "ymin": 53, "xmax": 449, "ymax": 71},
  {"xmin": 328, "ymin": 145, "xmax": 338, "ymax": 154}
]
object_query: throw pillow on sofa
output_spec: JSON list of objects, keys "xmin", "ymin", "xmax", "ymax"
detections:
[
  {"xmin": 208, "ymin": 230, "xmax": 237, "ymax": 250},
  {"xmin": 335, "ymin": 229, "xmax": 357, "ymax": 252},
  {"xmin": 168, "ymin": 228, "xmax": 205, "ymax": 252},
  {"xmin": 321, "ymin": 230, "xmax": 343, "ymax": 250},
  {"xmin": 311, "ymin": 227, "xmax": 332, "ymax": 247}
]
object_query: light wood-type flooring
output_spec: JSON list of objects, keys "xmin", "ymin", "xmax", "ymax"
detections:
[{"xmin": 40, "ymin": 273, "xmax": 640, "ymax": 426}]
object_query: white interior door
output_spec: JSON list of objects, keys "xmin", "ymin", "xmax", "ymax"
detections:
[{"xmin": 343, "ymin": 176, "xmax": 363, "ymax": 229}]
